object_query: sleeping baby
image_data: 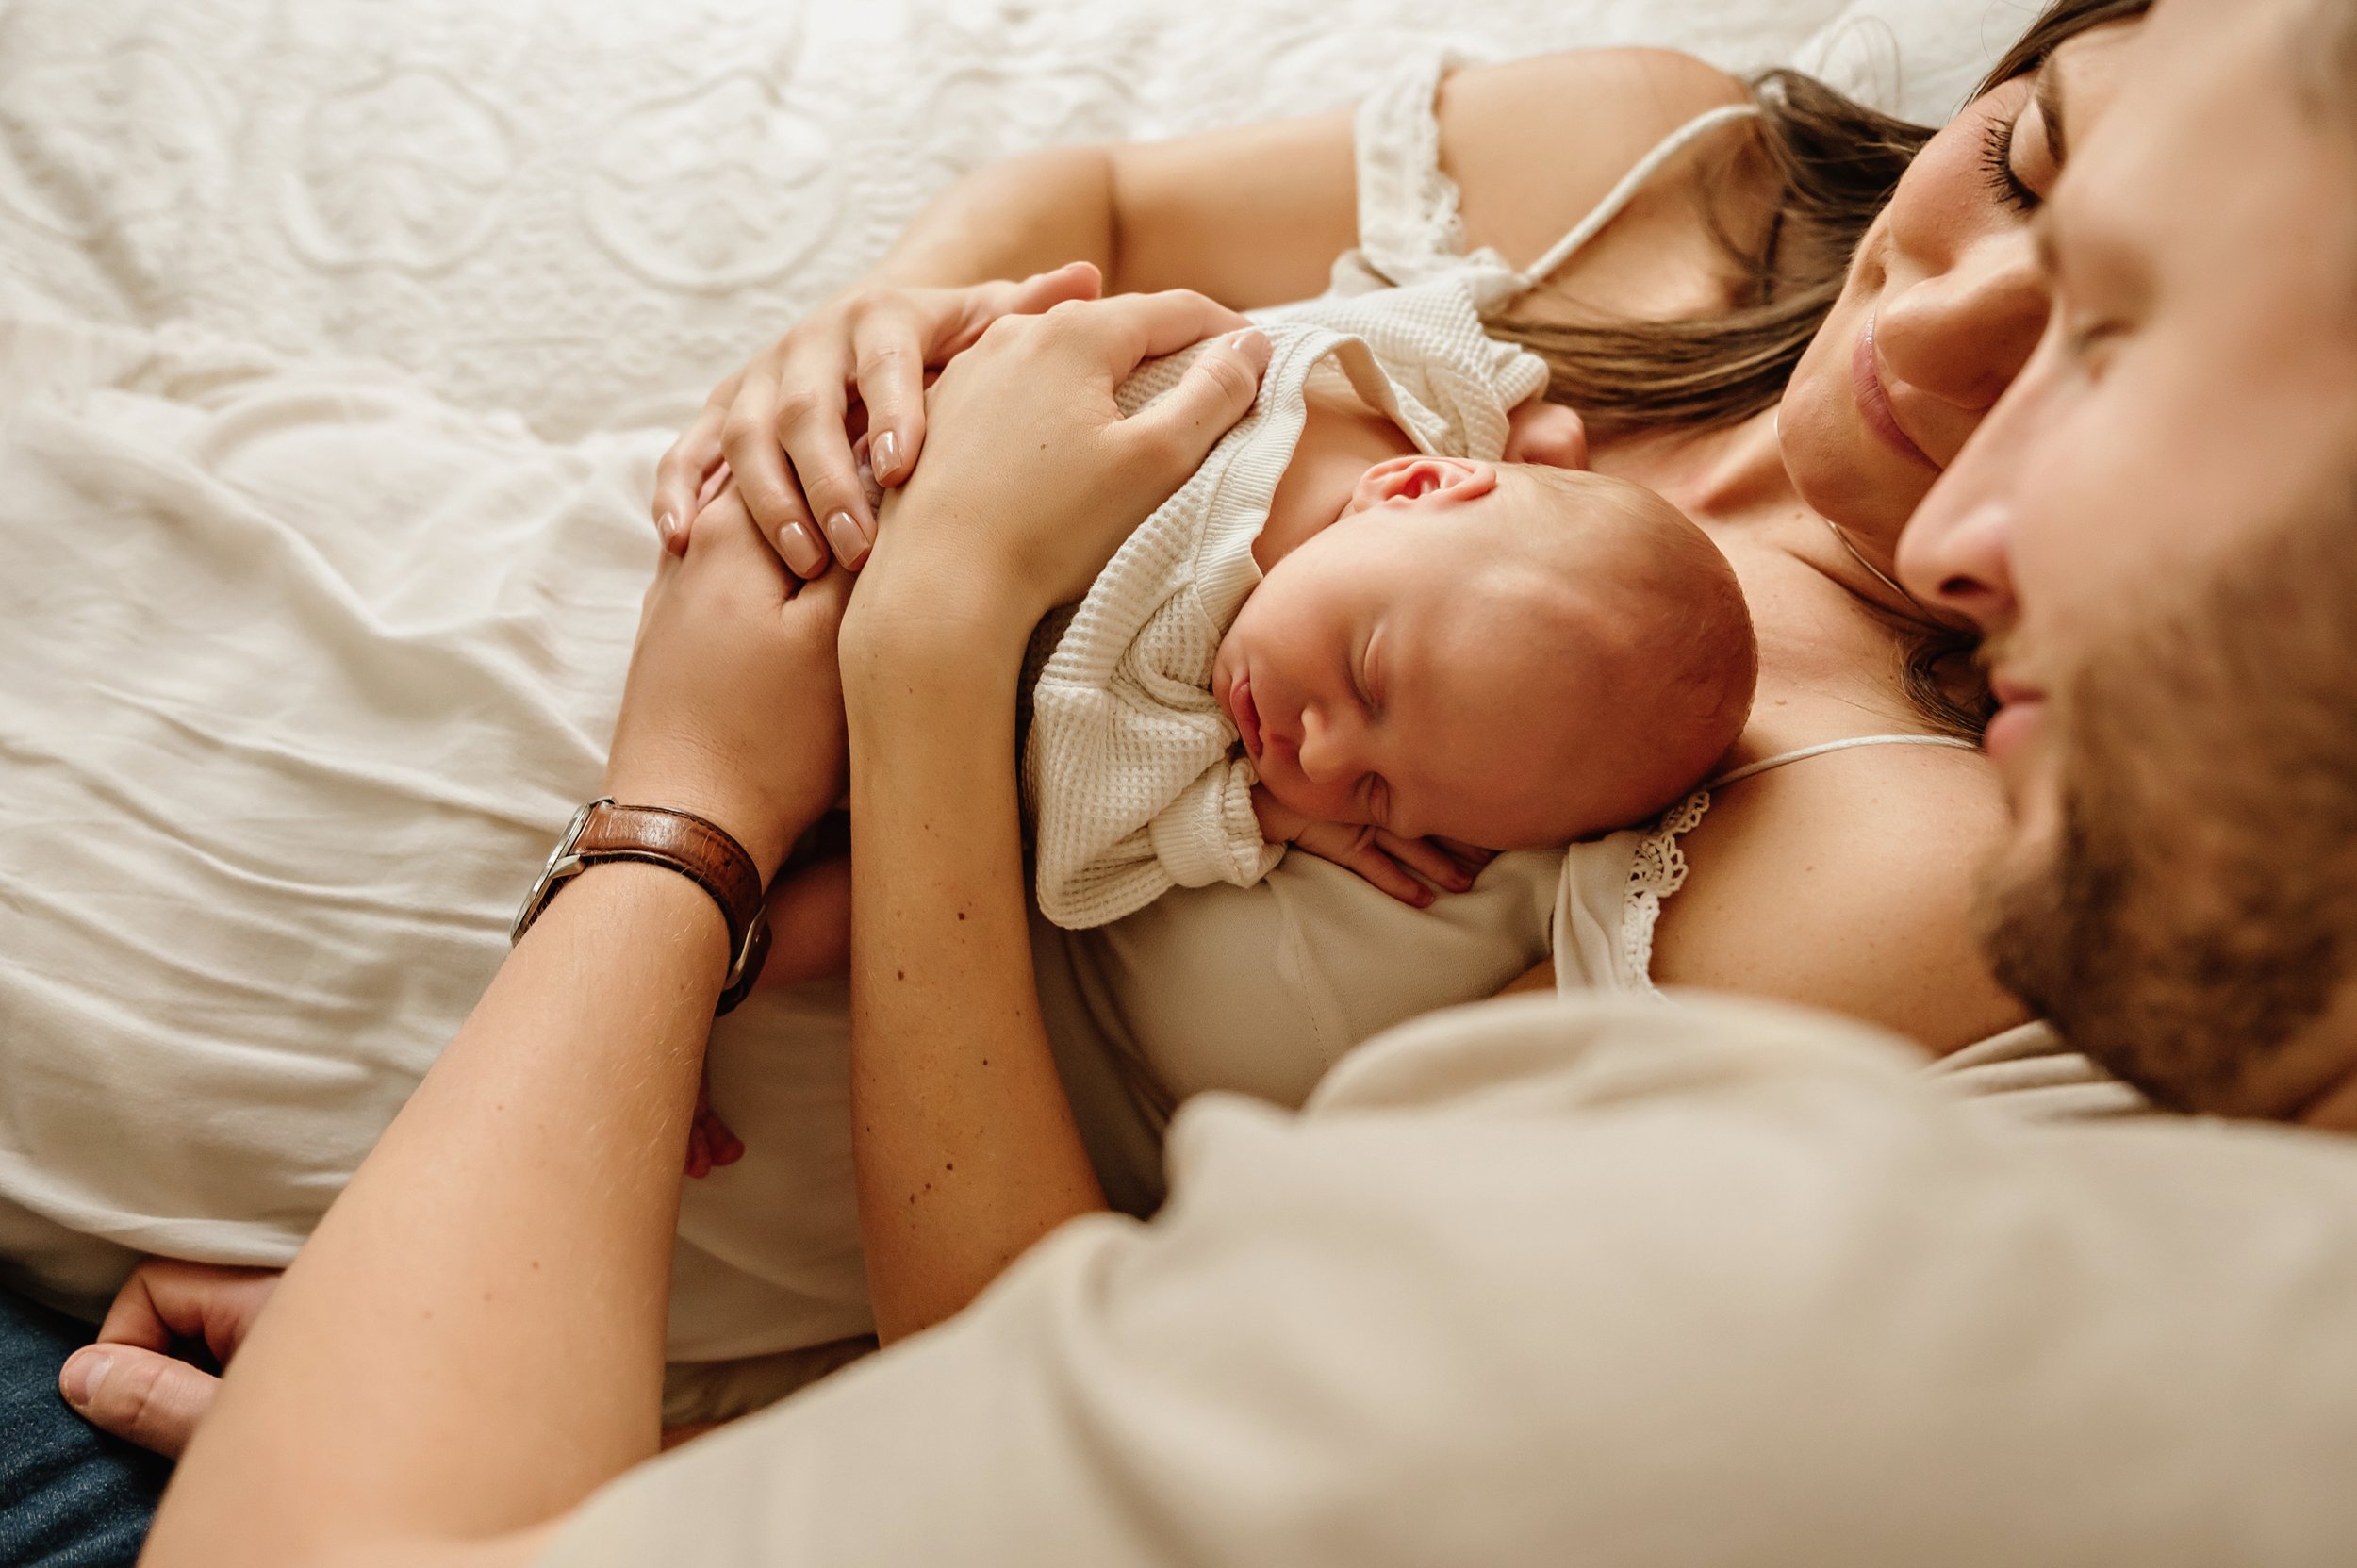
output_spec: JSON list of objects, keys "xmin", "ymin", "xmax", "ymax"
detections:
[
  {"xmin": 748, "ymin": 276, "xmax": 1757, "ymax": 998},
  {"xmin": 1020, "ymin": 277, "xmax": 1757, "ymax": 928}
]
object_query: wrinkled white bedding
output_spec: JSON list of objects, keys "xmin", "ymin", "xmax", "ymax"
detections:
[
  {"xmin": 0, "ymin": 0, "xmax": 2012, "ymax": 437},
  {"xmin": 0, "ymin": 0, "xmax": 2015, "ymax": 1388}
]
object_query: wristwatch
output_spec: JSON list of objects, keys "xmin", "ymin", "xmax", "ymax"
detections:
[{"xmin": 510, "ymin": 799, "xmax": 771, "ymax": 1014}]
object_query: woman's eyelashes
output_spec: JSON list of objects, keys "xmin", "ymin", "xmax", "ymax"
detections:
[{"xmin": 1980, "ymin": 114, "xmax": 2042, "ymax": 215}]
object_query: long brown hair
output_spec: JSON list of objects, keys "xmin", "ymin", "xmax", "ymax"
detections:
[
  {"xmin": 1494, "ymin": 0, "xmax": 2152, "ymax": 737},
  {"xmin": 1494, "ymin": 0, "xmax": 2153, "ymax": 436}
]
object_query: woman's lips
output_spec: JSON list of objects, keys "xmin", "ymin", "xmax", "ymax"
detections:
[
  {"xmin": 1853, "ymin": 316, "xmax": 1938, "ymax": 472},
  {"xmin": 1230, "ymin": 674, "xmax": 1263, "ymax": 761}
]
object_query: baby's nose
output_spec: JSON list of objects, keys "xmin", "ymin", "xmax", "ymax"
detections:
[{"xmin": 1295, "ymin": 708, "xmax": 1349, "ymax": 783}]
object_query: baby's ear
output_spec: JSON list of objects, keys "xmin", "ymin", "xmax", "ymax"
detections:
[
  {"xmin": 1345, "ymin": 454, "xmax": 1496, "ymax": 515},
  {"xmin": 1502, "ymin": 400, "xmax": 1590, "ymax": 471}
]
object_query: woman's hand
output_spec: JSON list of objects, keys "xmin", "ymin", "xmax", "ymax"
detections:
[
  {"xmin": 59, "ymin": 1260, "xmax": 282, "ymax": 1459},
  {"xmin": 852, "ymin": 291, "xmax": 1272, "ymax": 645},
  {"xmin": 652, "ymin": 263, "xmax": 1106, "ymax": 574},
  {"xmin": 606, "ymin": 486, "xmax": 852, "ymax": 877}
]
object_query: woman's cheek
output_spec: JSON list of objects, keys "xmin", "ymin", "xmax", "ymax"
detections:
[{"xmin": 1778, "ymin": 331, "xmax": 1937, "ymax": 536}]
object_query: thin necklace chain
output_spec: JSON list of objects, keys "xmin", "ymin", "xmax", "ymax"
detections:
[{"xmin": 1821, "ymin": 515, "xmax": 1925, "ymax": 612}]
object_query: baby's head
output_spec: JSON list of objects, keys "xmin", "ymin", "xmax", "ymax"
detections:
[{"xmin": 1211, "ymin": 455, "xmax": 1755, "ymax": 849}]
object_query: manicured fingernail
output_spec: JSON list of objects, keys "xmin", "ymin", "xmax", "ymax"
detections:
[
  {"xmin": 778, "ymin": 520, "xmax": 825, "ymax": 576},
  {"xmin": 1224, "ymin": 327, "xmax": 1271, "ymax": 358},
  {"xmin": 871, "ymin": 430, "xmax": 902, "ymax": 483},
  {"xmin": 60, "ymin": 1349, "xmax": 109, "ymax": 1408},
  {"xmin": 820, "ymin": 510, "xmax": 869, "ymax": 566},
  {"xmin": 656, "ymin": 510, "xmax": 679, "ymax": 544}
]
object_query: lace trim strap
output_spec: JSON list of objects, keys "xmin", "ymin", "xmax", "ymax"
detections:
[{"xmin": 1621, "ymin": 789, "xmax": 1713, "ymax": 991}]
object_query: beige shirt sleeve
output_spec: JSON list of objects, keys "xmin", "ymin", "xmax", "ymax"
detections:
[{"xmin": 539, "ymin": 995, "xmax": 2357, "ymax": 1567}]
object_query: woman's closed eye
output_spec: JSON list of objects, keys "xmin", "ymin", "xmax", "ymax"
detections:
[{"xmin": 1981, "ymin": 114, "xmax": 2042, "ymax": 215}]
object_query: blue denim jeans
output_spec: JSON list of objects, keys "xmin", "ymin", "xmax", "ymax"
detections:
[{"xmin": 0, "ymin": 1288, "xmax": 165, "ymax": 1568}]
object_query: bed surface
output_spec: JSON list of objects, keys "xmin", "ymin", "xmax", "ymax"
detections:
[{"xmin": 0, "ymin": 0, "xmax": 2017, "ymax": 440}]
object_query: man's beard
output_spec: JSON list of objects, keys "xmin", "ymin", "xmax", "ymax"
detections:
[{"xmin": 1978, "ymin": 502, "xmax": 2357, "ymax": 1117}]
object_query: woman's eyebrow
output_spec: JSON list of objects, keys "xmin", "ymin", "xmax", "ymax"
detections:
[{"xmin": 2036, "ymin": 58, "xmax": 2071, "ymax": 168}]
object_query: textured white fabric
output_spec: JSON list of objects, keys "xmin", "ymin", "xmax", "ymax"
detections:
[
  {"xmin": 540, "ymin": 992, "xmax": 2357, "ymax": 1567},
  {"xmin": 0, "ymin": 0, "xmax": 2003, "ymax": 442},
  {"xmin": 0, "ymin": 309, "xmax": 875, "ymax": 1371},
  {"xmin": 1026, "ymin": 280, "xmax": 1547, "ymax": 929}
]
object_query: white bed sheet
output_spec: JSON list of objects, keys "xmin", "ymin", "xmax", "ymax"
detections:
[{"xmin": 0, "ymin": 0, "xmax": 2024, "ymax": 440}]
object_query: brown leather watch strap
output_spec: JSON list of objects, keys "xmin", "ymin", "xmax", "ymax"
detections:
[{"xmin": 513, "ymin": 800, "xmax": 771, "ymax": 1014}]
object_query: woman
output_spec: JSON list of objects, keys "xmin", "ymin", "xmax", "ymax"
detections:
[{"xmin": 58, "ymin": 4, "xmax": 2152, "ymax": 1560}]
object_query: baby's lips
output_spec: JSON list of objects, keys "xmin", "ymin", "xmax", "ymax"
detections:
[{"xmin": 1230, "ymin": 677, "xmax": 1264, "ymax": 761}]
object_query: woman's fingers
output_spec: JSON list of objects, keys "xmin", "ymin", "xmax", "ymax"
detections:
[
  {"xmin": 1121, "ymin": 325, "xmax": 1271, "ymax": 468},
  {"xmin": 58, "ymin": 1344, "xmax": 222, "ymax": 1460},
  {"xmin": 653, "ymin": 370, "xmax": 743, "ymax": 541},
  {"xmin": 870, "ymin": 263, "xmax": 1102, "ymax": 492},
  {"xmin": 769, "ymin": 342, "xmax": 876, "ymax": 571},
  {"xmin": 847, "ymin": 307, "xmax": 926, "ymax": 499},
  {"xmin": 721, "ymin": 367, "xmax": 832, "ymax": 577},
  {"xmin": 1069, "ymin": 288, "xmax": 1256, "ymax": 371}
]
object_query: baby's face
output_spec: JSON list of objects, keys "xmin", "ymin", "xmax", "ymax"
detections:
[{"xmin": 1212, "ymin": 464, "xmax": 1664, "ymax": 847}]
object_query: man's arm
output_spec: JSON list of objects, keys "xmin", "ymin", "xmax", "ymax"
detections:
[{"xmin": 139, "ymin": 498, "xmax": 852, "ymax": 1568}]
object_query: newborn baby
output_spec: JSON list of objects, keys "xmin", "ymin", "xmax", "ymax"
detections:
[{"xmin": 1024, "ymin": 277, "xmax": 1756, "ymax": 929}]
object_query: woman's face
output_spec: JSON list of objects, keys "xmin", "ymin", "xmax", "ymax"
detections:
[{"xmin": 1778, "ymin": 23, "xmax": 2139, "ymax": 542}]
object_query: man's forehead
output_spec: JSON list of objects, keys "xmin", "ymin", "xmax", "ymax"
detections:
[{"xmin": 2065, "ymin": 0, "xmax": 2357, "ymax": 316}]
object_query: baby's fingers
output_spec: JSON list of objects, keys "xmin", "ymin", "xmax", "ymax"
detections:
[
  {"xmin": 1396, "ymin": 833, "xmax": 1492, "ymax": 890},
  {"xmin": 1343, "ymin": 843, "xmax": 1435, "ymax": 909},
  {"xmin": 1374, "ymin": 831, "xmax": 1475, "ymax": 895}
]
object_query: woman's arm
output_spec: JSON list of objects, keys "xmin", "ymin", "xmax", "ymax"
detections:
[
  {"xmin": 840, "ymin": 296, "xmax": 1270, "ymax": 1341},
  {"xmin": 139, "ymin": 497, "xmax": 854, "ymax": 1568},
  {"xmin": 659, "ymin": 47, "xmax": 1755, "ymax": 567}
]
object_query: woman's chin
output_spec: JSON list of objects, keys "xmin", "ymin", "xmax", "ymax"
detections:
[{"xmin": 1776, "ymin": 384, "xmax": 1932, "ymax": 545}]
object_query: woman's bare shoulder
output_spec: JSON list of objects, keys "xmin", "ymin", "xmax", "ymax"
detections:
[
  {"xmin": 1647, "ymin": 742, "xmax": 2033, "ymax": 1056},
  {"xmin": 1441, "ymin": 48, "xmax": 1767, "ymax": 304}
]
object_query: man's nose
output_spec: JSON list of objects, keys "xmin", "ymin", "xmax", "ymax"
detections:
[
  {"xmin": 1878, "ymin": 233, "xmax": 2050, "ymax": 414},
  {"xmin": 1898, "ymin": 490, "xmax": 2018, "ymax": 635}
]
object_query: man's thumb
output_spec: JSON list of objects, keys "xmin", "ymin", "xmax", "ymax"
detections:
[
  {"xmin": 1130, "ymin": 327, "xmax": 1272, "ymax": 465},
  {"xmin": 60, "ymin": 1344, "xmax": 221, "ymax": 1459}
]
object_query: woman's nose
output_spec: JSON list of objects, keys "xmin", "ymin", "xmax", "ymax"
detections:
[{"xmin": 1878, "ymin": 232, "xmax": 2050, "ymax": 413}]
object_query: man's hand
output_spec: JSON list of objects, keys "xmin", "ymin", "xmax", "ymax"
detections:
[
  {"xmin": 1253, "ymin": 785, "xmax": 1495, "ymax": 907},
  {"xmin": 59, "ymin": 1259, "xmax": 282, "ymax": 1459}
]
